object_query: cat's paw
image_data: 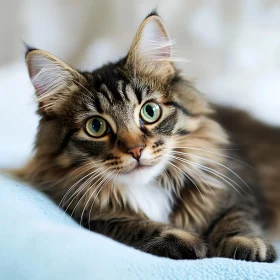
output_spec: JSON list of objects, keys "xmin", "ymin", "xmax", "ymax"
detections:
[
  {"xmin": 142, "ymin": 228, "xmax": 207, "ymax": 260},
  {"xmin": 212, "ymin": 236, "xmax": 276, "ymax": 262}
]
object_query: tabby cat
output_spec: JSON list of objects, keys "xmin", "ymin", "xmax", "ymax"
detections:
[{"xmin": 15, "ymin": 12, "xmax": 280, "ymax": 262}]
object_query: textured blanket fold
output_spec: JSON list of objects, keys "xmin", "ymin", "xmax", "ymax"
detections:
[{"xmin": 0, "ymin": 174, "xmax": 279, "ymax": 280}]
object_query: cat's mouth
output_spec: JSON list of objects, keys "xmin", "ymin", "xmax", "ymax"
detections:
[
  {"xmin": 121, "ymin": 161, "xmax": 155, "ymax": 175},
  {"xmin": 125, "ymin": 162, "xmax": 149, "ymax": 174},
  {"xmin": 117, "ymin": 158, "xmax": 166, "ymax": 185},
  {"xmin": 133, "ymin": 163, "xmax": 148, "ymax": 171}
]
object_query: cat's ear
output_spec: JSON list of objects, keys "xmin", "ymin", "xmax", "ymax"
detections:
[
  {"xmin": 25, "ymin": 48, "xmax": 83, "ymax": 113},
  {"xmin": 126, "ymin": 12, "xmax": 175, "ymax": 82}
]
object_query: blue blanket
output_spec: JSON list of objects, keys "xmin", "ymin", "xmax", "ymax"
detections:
[{"xmin": 0, "ymin": 174, "xmax": 279, "ymax": 280}]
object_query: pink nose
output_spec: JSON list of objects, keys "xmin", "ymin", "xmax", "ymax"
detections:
[{"xmin": 127, "ymin": 145, "xmax": 144, "ymax": 160}]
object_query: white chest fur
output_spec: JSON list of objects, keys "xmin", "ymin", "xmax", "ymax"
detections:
[{"xmin": 123, "ymin": 182, "xmax": 174, "ymax": 223}]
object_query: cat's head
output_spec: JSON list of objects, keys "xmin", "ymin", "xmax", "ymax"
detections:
[{"xmin": 26, "ymin": 12, "xmax": 221, "ymax": 188}]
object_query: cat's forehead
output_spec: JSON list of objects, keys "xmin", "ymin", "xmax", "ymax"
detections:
[{"xmin": 81, "ymin": 63, "xmax": 166, "ymax": 115}]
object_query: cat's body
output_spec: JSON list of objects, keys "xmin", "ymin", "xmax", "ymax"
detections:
[
  {"xmin": 14, "ymin": 12, "xmax": 279, "ymax": 262},
  {"xmin": 215, "ymin": 107, "xmax": 280, "ymax": 236}
]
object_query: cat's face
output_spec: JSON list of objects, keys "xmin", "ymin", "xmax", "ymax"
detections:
[
  {"xmin": 69, "ymin": 71, "xmax": 179, "ymax": 186},
  {"xmin": 26, "ymin": 13, "xmax": 213, "ymax": 187}
]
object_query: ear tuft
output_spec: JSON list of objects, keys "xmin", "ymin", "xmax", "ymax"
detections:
[
  {"xmin": 127, "ymin": 14, "xmax": 175, "ymax": 82},
  {"xmin": 23, "ymin": 42, "xmax": 37, "ymax": 58},
  {"xmin": 144, "ymin": 9, "xmax": 159, "ymax": 19}
]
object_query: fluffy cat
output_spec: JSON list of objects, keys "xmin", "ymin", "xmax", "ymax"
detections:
[{"xmin": 14, "ymin": 12, "xmax": 280, "ymax": 262}]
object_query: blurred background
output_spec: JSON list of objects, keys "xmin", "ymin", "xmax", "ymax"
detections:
[{"xmin": 0, "ymin": 0, "xmax": 279, "ymax": 167}]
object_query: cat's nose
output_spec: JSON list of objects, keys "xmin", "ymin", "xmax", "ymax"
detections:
[{"xmin": 127, "ymin": 145, "xmax": 144, "ymax": 160}]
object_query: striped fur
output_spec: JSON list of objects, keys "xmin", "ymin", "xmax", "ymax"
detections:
[{"xmin": 13, "ymin": 12, "xmax": 278, "ymax": 262}]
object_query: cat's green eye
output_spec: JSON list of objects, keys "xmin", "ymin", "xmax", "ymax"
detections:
[
  {"xmin": 85, "ymin": 117, "xmax": 107, "ymax": 138},
  {"xmin": 140, "ymin": 102, "xmax": 161, "ymax": 124}
]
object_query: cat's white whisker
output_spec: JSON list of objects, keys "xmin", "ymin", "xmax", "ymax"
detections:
[
  {"xmin": 62, "ymin": 166, "xmax": 107, "ymax": 217},
  {"xmin": 59, "ymin": 163, "xmax": 104, "ymax": 208},
  {"xmin": 170, "ymin": 146, "xmax": 253, "ymax": 169},
  {"xmin": 110, "ymin": 169, "xmax": 122, "ymax": 207},
  {"xmin": 70, "ymin": 166, "xmax": 115, "ymax": 220},
  {"xmin": 67, "ymin": 172, "xmax": 106, "ymax": 219},
  {"xmin": 62, "ymin": 160, "xmax": 104, "ymax": 186},
  {"xmin": 85, "ymin": 172, "xmax": 115, "ymax": 226},
  {"xmin": 58, "ymin": 166, "xmax": 96, "ymax": 208},
  {"xmin": 169, "ymin": 154, "xmax": 243, "ymax": 196},
  {"xmin": 170, "ymin": 150, "xmax": 251, "ymax": 192},
  {"xmin": 170, "ymin": 156, "xmax": 216, "ymax": 196},
  {"xmin": 80, "ymin": 170, "xmax": 114, "ymax": 225},
  {"xmin": 166, "ymin": 159, "xmax": 205, "ymax": 204}
]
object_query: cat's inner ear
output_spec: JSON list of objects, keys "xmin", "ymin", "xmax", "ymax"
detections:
[
  {"xmin": 26, "ymin": 49, "xmax": 82, "ymax": 112},
  {"xmin": 127, "ymin": 14, "xmax": 175, "ymax": 82}
]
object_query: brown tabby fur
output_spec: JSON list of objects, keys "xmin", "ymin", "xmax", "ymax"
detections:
[{"xmin": 12, "ymin": 12, "xmax": 279, "ymax": 262}]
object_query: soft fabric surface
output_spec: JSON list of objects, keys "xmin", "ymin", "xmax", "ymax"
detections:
[{"xmin": 0, "ymin": 174, "xmax": 279, "ymax": 280}]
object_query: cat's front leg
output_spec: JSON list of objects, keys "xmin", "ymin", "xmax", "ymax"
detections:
[
  {"xmin": 88, "ymin": 217, "xmax": 207, "ymax": 260},
  {"xmin": 207, "ymin": 208, "xmax": 276, "ymax": 262}
]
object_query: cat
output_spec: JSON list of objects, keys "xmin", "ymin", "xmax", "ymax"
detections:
[{"xmin": 14, "ymin": 11, "xmax": 280, "ymax": 262}]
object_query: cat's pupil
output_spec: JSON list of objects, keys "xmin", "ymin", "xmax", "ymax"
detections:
[
  {"xmin": 92, "ymin": 119, "xmax": 101, "ymax": 132},
  {"xmin": 146, "ymin": 105, "xmax": 154, "ymax": 117}
]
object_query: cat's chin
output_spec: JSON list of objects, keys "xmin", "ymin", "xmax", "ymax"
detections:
[{"xmin": 117, "ymin": 161, "xmax": 166, "ymax": 186}]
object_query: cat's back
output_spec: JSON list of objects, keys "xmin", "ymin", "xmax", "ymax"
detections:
[
  {"xmin": 214, "ymin": 106, "xmax": 280, "ymax": 164},
  {"xmin": 215, "ymin": 105, "xmax": 280, "ymax": 236}
]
